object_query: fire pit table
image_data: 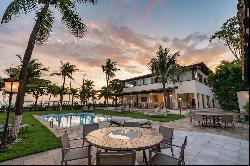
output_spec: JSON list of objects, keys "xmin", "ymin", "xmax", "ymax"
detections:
[{"xmin": 86, "ymin": 127, "xmax": 163, "ymax": 165}]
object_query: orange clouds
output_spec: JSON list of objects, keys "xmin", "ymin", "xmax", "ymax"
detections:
[{"xmin": 0, "ymin": 19, "xmax": 234, "ymax": 89}]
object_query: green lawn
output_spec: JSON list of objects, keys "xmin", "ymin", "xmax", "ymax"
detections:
[
  {"xmin": 0, "ymin": 109, "xmax": 184, "ymax": 162},
  {"xmin": 93, "ymin": 109, "xmax": 185, "ymax": 122}
]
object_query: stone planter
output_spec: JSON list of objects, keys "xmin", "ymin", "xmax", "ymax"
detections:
[{"xmin": 236, "ymin": 91, "xmax": 249, "ymax": 113}]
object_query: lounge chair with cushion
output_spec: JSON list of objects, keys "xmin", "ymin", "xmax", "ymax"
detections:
[
  {"xmin": 109, "ymin": 117, "xmax": 151, "ymax": 128},
  {"xmin": 108, "ymin": 117, "xmax": 131, "ymax": 126},
  {"xmin": 124, "ymin": 121, "xmax": 140, "ymax": 127}
]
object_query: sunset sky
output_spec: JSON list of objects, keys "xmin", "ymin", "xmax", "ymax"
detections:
[{"xmin": 0, "ymin": 0, "xmax": 237, "ymax": 94}]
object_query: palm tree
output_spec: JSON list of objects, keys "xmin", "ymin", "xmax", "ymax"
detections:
[
  {"xmin": 69, "ymin": 88, "xmax": 79, "ymax": 106},
  {"xmin": 5, "ymin": 57, "xmax": 49, "ymax": 107},
  {"xmin": 101, "ymin": 59, "xmax": 120, "ymax": 110},
  {"xmin": 109, "ymin": 79, "xmax": 125, "ymax": 108},
  {"xmin": 91, "ymin": 89, "xmax": 97, "ymax": 107},
  {"xmin": 26, "ymin": 78, "xmax": 51, "ymax": 107},
  {"xmin": 147, "ymin": 46, "xmax": 185, "ymax": 111},
  {"xmin": 47, "ymin": 83, "xmax": 61, "ymax": 105},
  {"xmin": 80, "ymin": 79, "xmax": 94, "ymax": 105},
  {"xmin": 98, "ymin": 86, "xmax": 110, "ymax": 106},
  {"xmin": 1, "ymin": 0, "xmax": 97, "ymax": 141},
  {"xmin": 51, "ymin": 61, "xmax": 79, "ymax": 111},
  {"xmin": 0, "ymin": 78, "xmax": 4, "ymax": 91},
  {"xmin": 5, "ymin": 55, "xmax": 49, "ymax": 81}
]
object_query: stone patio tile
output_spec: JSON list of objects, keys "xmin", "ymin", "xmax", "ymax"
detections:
[
  {"xmin": 191, "ymin": 152, "xmax": 219, "ymax": 165},
  {"xmin": 216, "ymin": 149, "xmax": 240, "ymax": 162},
  {"xmin": 213, "ymin": 157, "xmax": 240, "ymax": 165},
  {"xmin": 240, "ymin": 141, "xmax": 249, "ymax": 148},
  {"xmin": 1, "ymin": 158, "xmax": 24, "ymax": 165},
  {"xmin": 200, "ymin": 145, "xmax": 223, "ymax": 155},
  {"xmin": 221, "ymin": 143, "xmax": 241, "ymax": 152},
  {"xmin": 222, "ymin": 138, "xmax": 243, "ymax": 146},
  {"xmin": 206, "ymin": 142, "xmax": 224, "ymax": 149},
  {"xmin": 238, "ymin": 149, "xmax": 249, "ymax": 162},
  {"xmin": 0, "ymin": 160, "xmax": 16, "ymax": 165},
  {"xmin": 1, "ymin": 115, "xmax": 248, "ymax": 165}
]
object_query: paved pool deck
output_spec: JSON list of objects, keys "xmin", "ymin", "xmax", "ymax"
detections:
[
  {"xmin": 0, "ymin": 113, "xmax": 249, "ymax": 165},
  {"xmin": 0, "ymin": 130, "xmax": 248, "ymax": 165}
]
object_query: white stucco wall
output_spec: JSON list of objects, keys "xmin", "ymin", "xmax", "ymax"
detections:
[
  {"xmin": 179, "ymin": 71, "xmax": 193, "ymax": 82},
  {"xmin": 123, "ymin": 83, "xmax": 163, "ymax": 93},
  {"xmin": 123, "ymin": 80, "xmax": 217, "ymax": 110},
  {"xmin": 124, "ymin": 80, "xmax": 214, "ymax": 97}
]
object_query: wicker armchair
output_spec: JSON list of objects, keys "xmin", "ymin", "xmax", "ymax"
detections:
[
  {"xmin": 149, "ymin": 136, "xmax": 188, "ymax": 165},
  {"xmin": 60, "ymin": 130, "xmax": 92, "ymax": 165}
]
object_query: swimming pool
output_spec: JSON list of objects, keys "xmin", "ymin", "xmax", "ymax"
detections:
[{"xmin": 43, "ymin": 113, "xmax": 111, "ymax": 127}]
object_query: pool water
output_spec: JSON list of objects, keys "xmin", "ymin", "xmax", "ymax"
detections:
[{"xmin": 43, "ymin": 113, "xmax": 111, "ymax": 127}]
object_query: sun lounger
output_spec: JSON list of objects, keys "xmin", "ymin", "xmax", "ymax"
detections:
[
  {"xmin": 108, "ymin": 117, "xmax": 151, "ymax": 128},
  {"xmin": 108, "ymin": 117, "xmax": 131, "ymax": 126}
]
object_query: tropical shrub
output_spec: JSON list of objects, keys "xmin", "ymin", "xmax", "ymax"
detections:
[{"xmin": 208, "ymin": 60, "xmax": 248, "ymax": 111}]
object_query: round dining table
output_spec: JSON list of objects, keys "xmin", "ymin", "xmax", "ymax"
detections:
[
  {"xmin": 85, "ymin": 127, "xmax": 163, "ymax": 165},
  {"xmin": 194, "ymin": 111, "xmax": 234, "ymax": 127}
]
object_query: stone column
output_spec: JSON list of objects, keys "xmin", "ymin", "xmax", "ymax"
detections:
[
  {"xmin": 194, "ymin": 93, "xmax": 199, "ymax": 110},
  {"xmin": 204, "ymin": 95, "xmax": 208, "ymax": 109},
  {"xmin": 198, "ymin": 94, "xmax": 203, "ymax": 110},
  {"xmin": 172, "ymin": 92, "xmax": 178, "ymax": 109}
]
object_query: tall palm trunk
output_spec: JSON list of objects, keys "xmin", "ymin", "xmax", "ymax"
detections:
[
  {"xmin": 115, "ymin": 95, "xmax": 118, "ymax": 109},
  {"xmin": 60, "ymin": 76, "xmax": 66, "ymax": 111},
  {"xmin": 106, "ymin": 74, "xmax": 109, "ymax": 110},
  {"xmin": 35, "ymin": 96, "xmax": 39, "ymax": 107},
  {"xmin": 8, "ymin": 2, "xmax": 49, "ymax": 141},
  {"xmin": 48, "ymin": 94, "xmax": 51, "ymax": 106},
  {"xmin": 162, "ymin": 82, "xmax": 168, "ymax": 110},
  {"xmin": 71, "ymin": 95, "xmax": 74, "ymax": 106}
]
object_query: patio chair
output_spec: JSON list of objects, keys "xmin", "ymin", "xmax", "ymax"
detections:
[
  {"xmin": 83, "ymin": 123, "xmax": 99, "ymax": 146},
  {"xmin": 60, "ymin": 130, "xmax": 92, "ymax": 165},
  {"xmin": 221, "ymin": 115, "xmax": 235, "ymax": 129},
  {"xmin": 150, "ymin": 126, "xmax": 174, "ymax": 158},
  {"xmin": 149, "ymin": 136, "xmax": 188, "ymax": 165},
  {"xmin": 194, "ymin": 114, "xmax": 205, "ymax": 126},
  {"xmin": 124, "ymin": 121, "xmax": 140, "ymax": 127},
  {"xmin": 96, "ymin": 150, "xmax": 136, "ymax": 165}
]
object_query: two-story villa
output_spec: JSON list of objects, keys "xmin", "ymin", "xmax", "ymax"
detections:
[{"xmin": 121, "ymin": 62, "xmax": 219, "ymax": 110}]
